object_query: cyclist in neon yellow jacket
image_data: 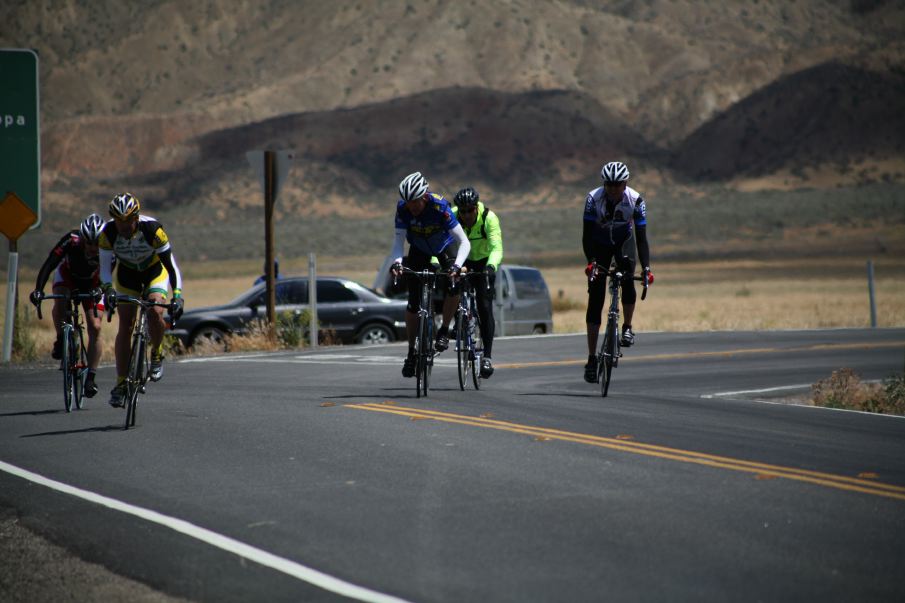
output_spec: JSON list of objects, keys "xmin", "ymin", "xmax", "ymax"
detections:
[{"xmin": 451, "ymin": 187, "xmax": 503, "ymax": 378}]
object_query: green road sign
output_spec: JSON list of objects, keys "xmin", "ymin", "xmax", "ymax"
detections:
[{"xmin": 0, "ymin": 48, "xmax": 41, "ymax": 229}]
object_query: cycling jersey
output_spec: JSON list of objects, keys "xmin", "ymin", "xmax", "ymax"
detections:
[
  {"xmin": 99, "ymin": 215, "xmax": 183, "ymax": 295},
  {"xmin": 394, "ymin": 193, "xmax": 460, "ymax": 256},
  {"xmin": 34, "ymin": 231, "xmax": 100, "ymax": 292},
  {"xmin": 583, "ymin": 185, "xmax": 647, "ymax": 248},
  {"xmin": 452, "ymin": 201, "xmax": 504, "ymax": 269}
]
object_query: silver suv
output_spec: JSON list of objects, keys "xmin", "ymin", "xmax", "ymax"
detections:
[{"xmin": 494, "ymin": 264, "xmax": 553, "ymax": 335}]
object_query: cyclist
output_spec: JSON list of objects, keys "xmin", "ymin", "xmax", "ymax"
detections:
[
  {"xmin": 388, "ymin": 172, "xmax": 470, "ymax": 378},
  {"xmin": 451, "ymin": 187, "xmax": 503, "ymax": 378},
  {"xmin": 29, "ymin": 214, "xmax": 107, "ymax": 398},
  {"xmin": 582, "ymin": 161, "xmax": 652, "ymax": 383},
  {"xmin": 98, "ymin": 193, "xmax": 185, "ymax": 407}
]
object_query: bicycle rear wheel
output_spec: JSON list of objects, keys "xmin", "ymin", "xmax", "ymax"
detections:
[
  {"xmin": 470, "ymin": 311, "xmax": 482, "ymax": 390},
  {"xmin": 601, "ymin": 317, "xmax": 618, "ymax": 397},
  {"xmin": 62, "ymin": 324, "xmax": 73, "ymax": 412},
  {"xmin": 455, "ymin": 310, "xmax": 469, "ymax": 391}
]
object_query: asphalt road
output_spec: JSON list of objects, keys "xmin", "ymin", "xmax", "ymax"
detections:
[{"xmin": 2, "ymin": 329, "xmax": 905, "ymax": 602}]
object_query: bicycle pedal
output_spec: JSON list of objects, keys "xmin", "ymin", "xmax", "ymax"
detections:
[{"xmin": 139, "ymin": 385, "xmax": 146, "ymax": 394}]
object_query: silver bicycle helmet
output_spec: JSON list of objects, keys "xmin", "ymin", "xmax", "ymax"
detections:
[
  {"xmin": 79, "ymin": 213, "xmax": 105, "ymax": 243},
  {"xmin": 399, "ymin": 172, "xmax": 429, "ymax": 202},
  {"xmin": 600, "ymin": 161, "xmax": 630, "ymax": 183}
]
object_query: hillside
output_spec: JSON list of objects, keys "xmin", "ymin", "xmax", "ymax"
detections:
[{"xmin": 1, "ymin": 0, "xmax": 904, "ymax": 267}]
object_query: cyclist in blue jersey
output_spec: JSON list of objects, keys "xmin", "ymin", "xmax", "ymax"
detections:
[
  {"xmin": 389, "ymin": 172, "xmax": 471, "ymax": 378},
  {"xmin": 582, "ymin": 161, "xmax": 653, "ymax": 383}
]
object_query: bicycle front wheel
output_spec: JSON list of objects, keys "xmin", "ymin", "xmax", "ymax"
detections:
[
  {"xmin": 601, "ymin": 317, "xmax": 618, "ymax": 397},
  {"xmin": 62, "ymin": 324, "xmax": 73, "ymax": 412},
  {"xmin": 420, "ymin": 314, "xmax": 432, "ymax": 397},
  {"xmin": 125, "ymin": 335, "xmax": 145, "ymax": 429},
  {"xmin": 455, "ymin": 311, "xmax": 469, "ymax": 391},
  {"xmin": 73, "ymin": 327, "xmax": 87, "ymax": 410}
]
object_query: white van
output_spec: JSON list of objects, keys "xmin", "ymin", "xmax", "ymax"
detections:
[{"xmin": 373, "ymin": 261, "xmax": 553, "ymax": 336}]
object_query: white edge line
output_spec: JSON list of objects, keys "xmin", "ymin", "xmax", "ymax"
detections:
[
  {"xmin": 701, "ymin": 384, "xmax": 813, "ymax": 398},
  {"xmin": 0, "ymin": 460, "xmax": 413, "ymax": 603}
]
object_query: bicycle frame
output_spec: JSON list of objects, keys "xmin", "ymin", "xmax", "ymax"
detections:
[
  {"xmin": 36, "ymin": 292, "xmax": 98, "ymax": 412},
  {"xmin": 112, "ymin": 294, "xmax": 176, "ymax": 429},
  {"xmin": 589, "ymin": 262, "xmax": 649, "ymax": 397},
  {"xmin": 399, "ymin": 267, "xmax": 440, "ymax": 398}
]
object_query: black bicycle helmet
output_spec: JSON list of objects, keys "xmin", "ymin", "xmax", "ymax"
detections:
[{"xmin": 454, "ymin": 187, "xmax": 479, "ymax": 208}]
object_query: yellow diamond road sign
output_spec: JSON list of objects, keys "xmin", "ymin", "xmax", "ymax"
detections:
[{"xmin": 0, "ymin": 191, "xmax": 37, "ymax": 241}]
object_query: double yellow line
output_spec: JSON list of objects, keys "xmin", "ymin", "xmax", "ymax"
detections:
[{"xmin": 346, "ymin": 402, "xmax": 905, "ymax": 502}]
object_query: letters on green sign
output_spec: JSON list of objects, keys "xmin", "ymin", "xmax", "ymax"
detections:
[{"xmin": 2, "ymin": 115, "xmax": 27, "ymax": 127}]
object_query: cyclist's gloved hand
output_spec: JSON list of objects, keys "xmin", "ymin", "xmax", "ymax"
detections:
[
  {"xmin": 89, "ymin": 287, "xmax": 104, "ymax": 303},
  {"xmin": 171, "ymin": 297, "xmax": 185, "ymax": 321},
  {"xmin": 390, "ymin": 262, "xmax": 403, "ymax": 277},
  {"xmin": 102, "ymin": 285, "xmax": 117, "ymax": 312},
  {"xmin": 585, "ymin": 261, "xmax": 597, "ymax": 279},
  {"xmin": 643, "ymin": 267, "xmax": 654, "ymax": 285},
  {"xmin": 29, "ymin": 290, "xmax": 44, "ymax": 306},
  {"xmin": 486, "ymin": 265, "xmax": 495, "ymax": 275}
]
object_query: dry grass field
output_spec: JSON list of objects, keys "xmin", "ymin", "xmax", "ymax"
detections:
[{"xmin": 3, "ymin": 255, "xmax": 903, "ymax": 365}]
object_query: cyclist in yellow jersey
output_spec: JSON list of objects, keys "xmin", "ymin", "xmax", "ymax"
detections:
[
  {"xmin": 98, "ymin": 193, "xmax": 185, "ymax": 407},
  {"xmin": 451, "ymin": 187, "xmax": 503, "ymax": 378}
]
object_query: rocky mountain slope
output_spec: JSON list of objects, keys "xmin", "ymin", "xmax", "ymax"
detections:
[{"xmin": 1, "ymin": 0, "xmax": 904, "ymax": 249}]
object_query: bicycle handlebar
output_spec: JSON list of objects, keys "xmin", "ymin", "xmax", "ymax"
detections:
[
  {"xmin": 392, "ymin": 265, "xmax": 490, "ymax": 290},
  {"xmin": 587, "ymin": 263, "xmax": 650, "ymax": 301},
  {"xmin": 106, "ymin": 294, "xmax": 180, "ymax": 326},
  {"xmin": 34, "ymin": 292, "xmax": 102, "ymax": 320}
]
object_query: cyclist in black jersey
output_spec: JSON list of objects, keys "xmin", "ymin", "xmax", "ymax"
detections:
[
  {"xmin": 29, "ymin": 214, "xmax": 106, "ymax": 397},
  {"xmin": 99, "ymin": 193, "xmax": 185, "ymax": 407},
  {"xmin": 582, "ymin": 161, "xmax": 653, "ymax": 383}
]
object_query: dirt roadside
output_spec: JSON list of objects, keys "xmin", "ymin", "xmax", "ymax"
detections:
[{"xmin": 0, "ymin": 509, "xmax": 191, "ymax": 603}]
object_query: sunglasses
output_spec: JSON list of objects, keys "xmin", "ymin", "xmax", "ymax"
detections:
[{"xmin": 458, "ymin": 206, "xmax": 477, "ymax": 214}]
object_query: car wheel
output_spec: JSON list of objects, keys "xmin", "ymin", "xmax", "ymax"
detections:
[
  {"xmin": 356, "ymin": 323, "xmax": 394, "ymax": 345},
  {"xmin": 532, "ymin": 325, "xmax": 546, "ymax": 335},
  {"xmin": 190, "ymin": 325, "xmax": 228, "ymax": 351}
]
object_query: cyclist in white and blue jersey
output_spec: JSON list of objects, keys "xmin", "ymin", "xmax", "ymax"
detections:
[
  {"xmin": 389, "ymin": 172, "xmax": 471, "ymax": 378},
  {"xmin": 582, "ymin": 161, "xmax": 653, "ymax": 383}
]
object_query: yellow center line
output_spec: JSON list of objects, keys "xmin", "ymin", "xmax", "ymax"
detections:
[
  {"xmin": 345, "ymin": 402, "xmax": 905, "ymax": 502},
  {"xmin": 495, "ymin": 340, "xmax": 905, "ymax": 369}
]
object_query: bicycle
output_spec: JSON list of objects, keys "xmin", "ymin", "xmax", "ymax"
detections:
[
  {"xmin": 35, "ymin": 291, "xmax": 100, "ymax": 412},
  {"xmin": 588, "ymin": 261, "xmax": 649, "ymax": 397},
  {"xmin": 396, "ymin": 266, "xmax": 442, "ymax": 398},
  {"xmin": 108, "ymin": 293, "xmax": 178, "ymax": 429},
  {"xmin": 454, "ymin": 270, "xmax": 487, "ymax": 391}
]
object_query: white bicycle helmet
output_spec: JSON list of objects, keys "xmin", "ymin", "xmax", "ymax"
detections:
[
  {"xmin": 600, "ymin": 161, "xmax": 630, "ymax": 183},
  {"xmin": 399, "ymin": 172, "xmax": 429, "ymax": 202},
  {"xmin": 79, "ymin": 213, "xmax": 105, "ymax": 243},
  {"xmin": 109, "ymin": 192, "xmax": 140, "ymax": 219}
]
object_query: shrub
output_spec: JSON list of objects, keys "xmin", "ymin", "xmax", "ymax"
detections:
[{"xmin": 811, "ymin": 368, "xmax": 905, "ymax": 415}]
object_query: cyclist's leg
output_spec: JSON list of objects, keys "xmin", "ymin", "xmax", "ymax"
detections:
[
  {"xmin": 50, "ymin": 265, "xmax": 74, "ymax": 357},
  {"xmin": 77, "ymin": 283, "xmax": 102, "ymax": 397},
  {"xmin": 618, "ymin": 243, "xmax": 638, "ymax": 345},
  {"xmin": 435, "ymin": 248, "xmax": 459, "ymax": 350},
  {"xmin": 144, "ymin": 264, "xmax": 170, "ymax": 381},
  {"xmin": 585, "ymin": 249, "xmax": 613, "ymax": 355},
  {"xmin": 402, "ymin": 250, "xmax": 430, "ymax": 376},
  {"xmin": 112, "ymin": 264, "xmax": 140, "ymax": 394}
]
